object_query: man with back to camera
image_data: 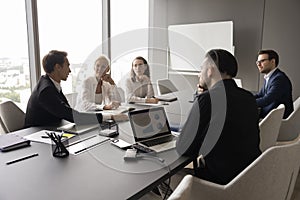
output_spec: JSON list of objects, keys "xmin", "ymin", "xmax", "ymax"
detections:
[
  {"xmin": 176, "ymin": 49, "xmax": 261, "ymax": 185},
  {"xmin": 25, "ymin": 50, "xmax": 126, "ymax": 128},
  {"xmin": 254, "ymin": 49, "xmax": 293, "ymax": 119}
]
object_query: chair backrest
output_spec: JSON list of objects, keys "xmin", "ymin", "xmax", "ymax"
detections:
[
  {"xmin": 259, "ymin": 104, "xmax": 285, "ymax": 151},
  {"xmin": 277, "ymin": 97, "xmax": 300, "ymax": 142},
  {"xmin": 116, "ymin": 87, "xmax": 125, "ymax": 103},
  {"xmin": 157, "ymin": 79, "xmax": 178, "ymax": 95},
  {"xmin": 228, "ymin": 139, "xmax": 300, "ymax": 200},
  {"xmin": 168, "ymin": 174, "xmax": 193, "ymax": 200},
  {"xmin": 0, "ymin": 100, "xmax": 25, "ymax": 133},
  {"xmin": 176, "ymin": 140, "xmax": 300, "ymax": 200},
  {"xmin": 293, "ymin": 96, "xmax": 300, "ymax": 111}
]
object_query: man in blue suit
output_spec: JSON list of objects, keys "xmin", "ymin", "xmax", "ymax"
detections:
[{"xmin": 255, "ymin": 49, "xmax": 293, "ymax": 119}]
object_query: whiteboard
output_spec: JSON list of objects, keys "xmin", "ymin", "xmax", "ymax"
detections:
[{"xmin": 168, "ymin": 21, "xmax": 234, "ymax": 72}]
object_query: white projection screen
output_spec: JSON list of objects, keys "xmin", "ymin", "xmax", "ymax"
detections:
[{"xmin": 168, "ymin": 21, "xmax": 234, "ymax": 72}]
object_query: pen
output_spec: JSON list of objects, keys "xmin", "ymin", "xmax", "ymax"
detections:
[{"xmin": 6, "ymin": 153, "xmax": 39, "ymax": 165}]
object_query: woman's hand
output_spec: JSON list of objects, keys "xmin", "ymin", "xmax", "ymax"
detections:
[
  {"xmin": 145, "ymin": 97, "xmax": 159, "ymax": 104},
  {"xmin": 101, "ymin": 74, "xmax": 115, "ymax": 85},
  {"xmin": 103, "ymin": 101, "xmax": 121, "ymax": 110}
]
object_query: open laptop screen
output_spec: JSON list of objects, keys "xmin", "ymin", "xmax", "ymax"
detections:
[{"xmin": 128, "ymin": 107, "xmax": 171, "ymax": 142}]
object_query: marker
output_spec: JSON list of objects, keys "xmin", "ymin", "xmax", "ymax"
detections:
[{"xmin": 6, "ymin": 153, "xmax": 39, "ymax": 165}]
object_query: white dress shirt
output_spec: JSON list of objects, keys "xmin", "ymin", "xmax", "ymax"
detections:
[
  {"xmin": 75, "ymin": 76, "xmax": 121, "ymax": 111},
  {"xmin": 125, "ymin": 77, "xmax": 154, "ymax": 103}
]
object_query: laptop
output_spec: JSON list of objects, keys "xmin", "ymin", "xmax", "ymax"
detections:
[{"xmin": 128, "ymin": 106, "xmax": 177, "ymax": 152}]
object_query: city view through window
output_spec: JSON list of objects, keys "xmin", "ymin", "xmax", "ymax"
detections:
[
  {"xmin": 0, "ymin": 0, "xmax": 148, "ymax": 112},
  {"xmin": 0, "ymin": 0, "xmax": 30, "ymax": 111}
]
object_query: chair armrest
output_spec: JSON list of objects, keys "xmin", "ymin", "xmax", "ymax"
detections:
[{"xmin": 189, "ymin": 176, "xmax": 228, "ymax": 200}]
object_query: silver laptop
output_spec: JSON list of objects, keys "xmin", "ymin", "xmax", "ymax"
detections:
[{"xmin": 128, "ymin": 107, "xmax": 177, "ymax": 152}]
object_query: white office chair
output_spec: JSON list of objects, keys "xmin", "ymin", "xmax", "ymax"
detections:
[
  {"xmin": 157, "ymin": 79, "xmax": 178, "ymax": 95},
  {"xmin": 0, "ymin": 100, "xmax": 25, "ymax": 133},
  {"xmin": 277, "ymin": 96, "xmax": 300, "ymax": 142},
  {"xmin": 116, "ymin": 87, "xmax": 125, "ymax": 103},
  {"xmin": 294, "ymin": 96, "xmax": 300, "ymax": 111},
  {"xmin": 167, "ymin": 174, "xmax": 193, "ymax": 200},
  {"xmin": 259, "ymin": 104, "xmax": 285, "ymax": 152},
  {"xmin": 168, "ymin": 139, "xmax": 300, "ymax": 200}
]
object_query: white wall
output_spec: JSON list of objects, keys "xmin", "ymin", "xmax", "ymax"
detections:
[{"xmin": 149, "ymin": 0, "xmax": 300, "ymax": 100}]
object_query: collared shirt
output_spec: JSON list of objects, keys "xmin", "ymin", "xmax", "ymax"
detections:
[
  {"xmin": 47, "ymin": 75, "xmax": 111, "ymax": 121},
  {"xmin": 48, "ymin": 75, "xmax": 62, "ymax": 92},
  {"xmin": 264, "ymin": 68, "xmax": 277, "ymax": 88}
]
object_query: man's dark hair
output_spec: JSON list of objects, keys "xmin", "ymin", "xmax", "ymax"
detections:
[
  {"xmin": 258, "ymin": 49, "xmax": 279, "ymax": 67},
  {"xmin": 207, "ymin": 49, "xmax": 238, "ymax": 77},
  {"xmin": 42, "ymin": 50, "xmax": 68, "ymax": 73}
]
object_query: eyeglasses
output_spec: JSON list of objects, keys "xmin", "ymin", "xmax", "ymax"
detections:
[{"xmin": 256, "ymin": 58, "xmax": 269, "ymax": 65}]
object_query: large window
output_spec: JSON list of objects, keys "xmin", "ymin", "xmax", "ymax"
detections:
[
  {"xmin": 0, "ymin": 0, "xmax": 30, "ymax": 111},
  {"xmin": 37, "ymin": 0, "xmax": 102, "ymax": 94},
  {"xmin": 0, "ymin": 0, "xmax": 149, "ymax": 111},
  {"xmin": 110, "ymin": 0, "xmax": 149, "ymax": 87}
]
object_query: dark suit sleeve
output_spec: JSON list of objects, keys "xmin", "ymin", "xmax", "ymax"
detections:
[
  {"xmin": 255, "ymin": 74, "xmax": 288, "ymax": 107},
  {"xmin": 39, "ymin": 87, "xmax": 102, "ymax": 125},
  {"xmin": 254, "ymin": 87, "xmax": 264, "ymax": 98},
  {"xmin": 176, "ymin": 93, "xmax": 211, "ymax": 157}
]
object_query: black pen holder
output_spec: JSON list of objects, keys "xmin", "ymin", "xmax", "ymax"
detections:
[
  {"xmin": 47, "ymin": 132, "xmax": 69, "ymax": 158},
  {"xmin": 52, "ymin": 140, "xmax": 69, "ymax": 158}
]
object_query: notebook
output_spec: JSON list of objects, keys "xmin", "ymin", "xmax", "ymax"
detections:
[
  {"xmin": 0, "ymin": 133, "xmax": 31, "ymax": 152},
  {"xmin": 128, "ymin": 107, "xmax": 177, "ymax": 152}
]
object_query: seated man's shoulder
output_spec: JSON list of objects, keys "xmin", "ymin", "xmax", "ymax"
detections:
[
  {"xmin": 273, "ymin": 71, "xmax": 292, "ymax": 85},
  {"xmin": 274, "ymin": 68, "xmax": 290, "ymax": 78}
]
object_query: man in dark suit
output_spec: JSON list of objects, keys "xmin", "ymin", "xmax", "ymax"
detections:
[
  {"xmin": 255, "ymin": 49, "xmax": 293, "ymax": 119},
  {"xmin": 176, "ymin": 49, "xmax": 261, "ymax": 185},
  {"xmin": 25, "ymin": 50, "xmax": 123, "ymax": 128}
]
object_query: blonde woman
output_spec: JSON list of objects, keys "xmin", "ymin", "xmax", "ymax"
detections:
[{"xmin": 76, "ymin": 55, "xmax": 121, "ymax": 111}]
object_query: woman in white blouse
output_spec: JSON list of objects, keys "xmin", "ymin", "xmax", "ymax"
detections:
[
  {"xmin": 125, "ymin": 56, "xmax": 158, "ymax": 104},
  {"xmin": 75, "ymin": 55, "xmax": 121, "ymax": 111}
]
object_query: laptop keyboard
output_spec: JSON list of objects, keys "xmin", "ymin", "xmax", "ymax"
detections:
[{"xmin": 141, "ymin": 135, "xmax": 175, "ymax": 147}]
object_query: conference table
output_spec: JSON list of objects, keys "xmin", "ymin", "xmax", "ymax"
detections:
[{"xmin": 0, "ymin": 92, "xmax": 194, "ymax": 200}]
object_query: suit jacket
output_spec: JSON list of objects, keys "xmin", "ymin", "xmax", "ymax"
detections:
[
  {"xmin": 176, "ymin": 79, "xmax": 261, "ymax": 185},
  {"xmin": 255, "ymin": 68, "xmax": 293, "ymax": 119},
  {"xmin": 25, "ymin": 75, "xmax": 102, "ymax": 128}
]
